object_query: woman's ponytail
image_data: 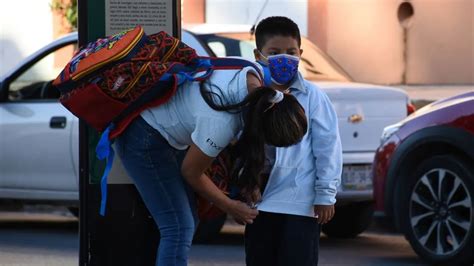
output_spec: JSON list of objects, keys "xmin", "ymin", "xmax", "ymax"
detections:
[
  {"xmin": 199, "ymin": 82, "xmax": 307, "ymax": 199},
  {"xmin": 231, "ymin": 87, "xmax": 307, "ymax": 196}
]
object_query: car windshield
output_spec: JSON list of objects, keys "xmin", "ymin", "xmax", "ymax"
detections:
[{"xmin": 197, "ymin": 32, "xmax": 352, "ymax": 82}]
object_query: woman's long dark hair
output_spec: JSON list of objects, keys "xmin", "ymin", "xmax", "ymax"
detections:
[{"xmin": 200, "ymin": 82, "xmax": 308, "ymax": 195}]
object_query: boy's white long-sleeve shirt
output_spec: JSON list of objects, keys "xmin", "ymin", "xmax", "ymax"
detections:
[{"xmin": 258, "ymin": 72, "xmax": 343, "ymax": 218}]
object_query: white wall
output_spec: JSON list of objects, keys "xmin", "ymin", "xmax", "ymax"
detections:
[
  {"xmin": 206, "ymin": 0, "xmax": 308, "ymax": 36},
  {"xmin": 320, "ymin": 0, "xmax": 473, "ymax": 85},
  {"xmin": 323, "ymin": 0, "xmax": 405, "ymax": 85},
  {"xmin": 0, "ymin": 0, "xmax": 53, "ymax": 76},
  {"xmin": 406, "ymin": 0, "xmax": 474, "ymax": 84}
]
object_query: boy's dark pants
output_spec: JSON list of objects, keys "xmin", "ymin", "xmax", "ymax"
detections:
[{"xmin": 245, "ymin": 211, "xmax": 321, "ymax": 266}]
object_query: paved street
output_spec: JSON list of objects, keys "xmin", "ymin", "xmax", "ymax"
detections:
[
  {"xmin": 190, "ymin": 222, "xmax": 428, "ymax": 266},
  {"xmin": 0, "ymin": 208, "xmax": 429, "ymax": 266}
]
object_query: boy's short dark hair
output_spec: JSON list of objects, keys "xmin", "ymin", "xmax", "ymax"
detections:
[{"xmin": 255, "ymin": 16, "xmax": 301, "ymax": 50}]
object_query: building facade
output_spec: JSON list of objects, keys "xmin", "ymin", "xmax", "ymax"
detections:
[
  {"xmin": 1, "ymin": 0, "xmax": 472, "ymax": 85},
  {"xmin": 183, "ymin": 0, "xmax": 473, "ymax": 85}
]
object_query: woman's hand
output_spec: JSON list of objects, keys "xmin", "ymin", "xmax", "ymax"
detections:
[
  {"xmin": 233, "ymin": 188, "xmax": 260, "ymax": 225},
  {"xmin": 228, "ymin": 200, "xmax": 258, "ymax": 225},
  {"xmin": 181, "ymin": 143, "xmax": 259, "ymax": 224},
  {"xmin": 313, "ymin": 204, "xmax": 335, "ymax": 224},
  {"xmin": 240, "ymin": 187, "xmax": 262, "ymax": 207}
]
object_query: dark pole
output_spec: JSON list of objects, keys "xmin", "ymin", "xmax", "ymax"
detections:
[{"xmin": 77, "ymin": 0, "xmax": 89, "ymax": 265}]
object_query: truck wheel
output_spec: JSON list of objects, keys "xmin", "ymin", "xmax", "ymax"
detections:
[
  {"xmin": 322, "ymin": 201, "xmax": 374, "ymax": 238},
  {"xmin": 399, "ymin": 155, "xmax": 474, "ymax": 265},
  {"xmin": 193, "ymin": 213, "xmax": 227, "ymax": 243}
]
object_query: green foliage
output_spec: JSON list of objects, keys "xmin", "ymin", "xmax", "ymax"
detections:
[{"xmin": 50, "ymin": 0, "xmax": 77, "ymax": 30}]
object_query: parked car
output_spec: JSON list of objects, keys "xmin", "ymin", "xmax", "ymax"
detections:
[
  {"xmin": 0, "ymin": 26, "xmax": 412, "ymax": 240},
  {"xmin": 373, "ymin": 91, "xmax": 474, "ymax": 264}
]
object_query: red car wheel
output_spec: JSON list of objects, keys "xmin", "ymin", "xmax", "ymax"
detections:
[{"xmin": 399, "ymin": 155, "xmax": 474, "ymax": 265}]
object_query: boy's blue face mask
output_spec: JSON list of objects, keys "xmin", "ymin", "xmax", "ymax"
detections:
[{"xmin": 257, "ymin": 51, "xmax": 300, "ymax": 86}]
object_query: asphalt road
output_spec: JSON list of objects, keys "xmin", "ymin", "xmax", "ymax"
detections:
[{"xmin": 0, "ymin": 209, "xmax": 429, "ymax": 266}]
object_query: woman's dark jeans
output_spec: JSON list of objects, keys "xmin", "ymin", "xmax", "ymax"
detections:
[{"xmin": 115, "ymin": 116, "xmax": 198, "ymax": 266}]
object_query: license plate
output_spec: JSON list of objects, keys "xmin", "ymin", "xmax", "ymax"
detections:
[{"xmin": 342, "ymin": 165, "xmax": 373, "ymax": 190}]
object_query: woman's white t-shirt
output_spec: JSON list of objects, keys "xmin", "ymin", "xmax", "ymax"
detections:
[{"xmin": 140, "ymin": 66, "xmax": 258, "ymax": 157}]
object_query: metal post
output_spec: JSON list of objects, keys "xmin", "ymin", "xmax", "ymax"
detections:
[{"xmin": 78, "ymin": 1, "xmax": 181, "ymax": 264}]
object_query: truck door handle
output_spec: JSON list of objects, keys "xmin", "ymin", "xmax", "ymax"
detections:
[{"xmin": 50, "ymin": 116, "xmax": 67, "ymax": 128}]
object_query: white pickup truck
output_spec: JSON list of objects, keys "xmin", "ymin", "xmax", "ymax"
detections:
[{"xmin": 0, "ymin": 26, "xmax": 412, "ymax": 239}]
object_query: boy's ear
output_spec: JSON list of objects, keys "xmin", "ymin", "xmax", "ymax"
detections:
[
  {"xmin": 299, "ymin": 49, "xmax": 304, "ymax": 56},
  {"xmin": 253, "ymin": 49, "xmax": 261, "ymax": 61}
]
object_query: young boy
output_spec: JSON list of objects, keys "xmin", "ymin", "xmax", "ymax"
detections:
[{"xmin": 244, "ymin": 16, "xmax": 343, "ymax": 266}]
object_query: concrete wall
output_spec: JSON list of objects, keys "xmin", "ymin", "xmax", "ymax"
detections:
[
  {"xmin": 406, "ymin": 0, "xmax": 473, "ymax": 84},
  {"xmin": 0, "ymin": 0, "xmax": 53, "ymax": 77},
  {"xmin": 311, "ymin": 0, "xmax": 405, "ymax": 85},
  {"xmin": 311, "ymin": 0, "xmax": 473, "ymax": 85},
  {"xmin": 182, "ymin": 0, "xmax": 205, "ymax": 24}
]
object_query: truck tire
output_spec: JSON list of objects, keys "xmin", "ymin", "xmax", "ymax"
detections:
[
  {"xmin": 398, "ymin": 155, "xmax": 474, "ymax": 265},
  {"xmin": 322, "ymin": 201, "xmax": 374, "ymax": 238},
  {"xmin": 68, "ymin": 207, "xmax": 79, "ymax": 217}
]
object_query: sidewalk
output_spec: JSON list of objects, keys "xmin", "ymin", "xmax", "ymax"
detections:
[{"xmin": 399, "ymin": 85, "xmax": 473, "ymax": 101}]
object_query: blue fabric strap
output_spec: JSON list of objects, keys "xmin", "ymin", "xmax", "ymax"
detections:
[
  {"xmin": 176, "ymin": 58, "xmax": 213, "ymax": 82},
  {"xmin": 95, "ymin": 124, "xmax": 115, "ymax": 216},
  {"xmin": 195, "ymin": 58, "xmax": 212, "ymax": 69},
  {"xmin": 161, "ymin": 59, "xmax": 214, "ymax": 85},
  {"xmin": 257, "ymin": 61, "xmax": 272, "ymax": 87}
]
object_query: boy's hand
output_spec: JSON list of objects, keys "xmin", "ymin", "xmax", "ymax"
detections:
[{"xmin": 314, "ymin": 205, "xmax": 335, "ymax": 224}]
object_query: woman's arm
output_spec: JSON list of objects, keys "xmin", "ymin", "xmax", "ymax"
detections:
[{"xmin": 181, "ymin": 143, "xmax": 258, "ymax": 224}]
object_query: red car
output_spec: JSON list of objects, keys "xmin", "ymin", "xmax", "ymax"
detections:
[{"xmin": 373, "ymin": 91, "xmax": 474, "ymax": 265}]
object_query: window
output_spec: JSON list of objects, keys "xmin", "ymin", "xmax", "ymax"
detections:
[
  {"xmin": 9, "ymin": 43, "xmax": 76, "ymax": 101},
  {"xmin": 208, "ymin": 42, "xmax": 227, "ymax": 57}
]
